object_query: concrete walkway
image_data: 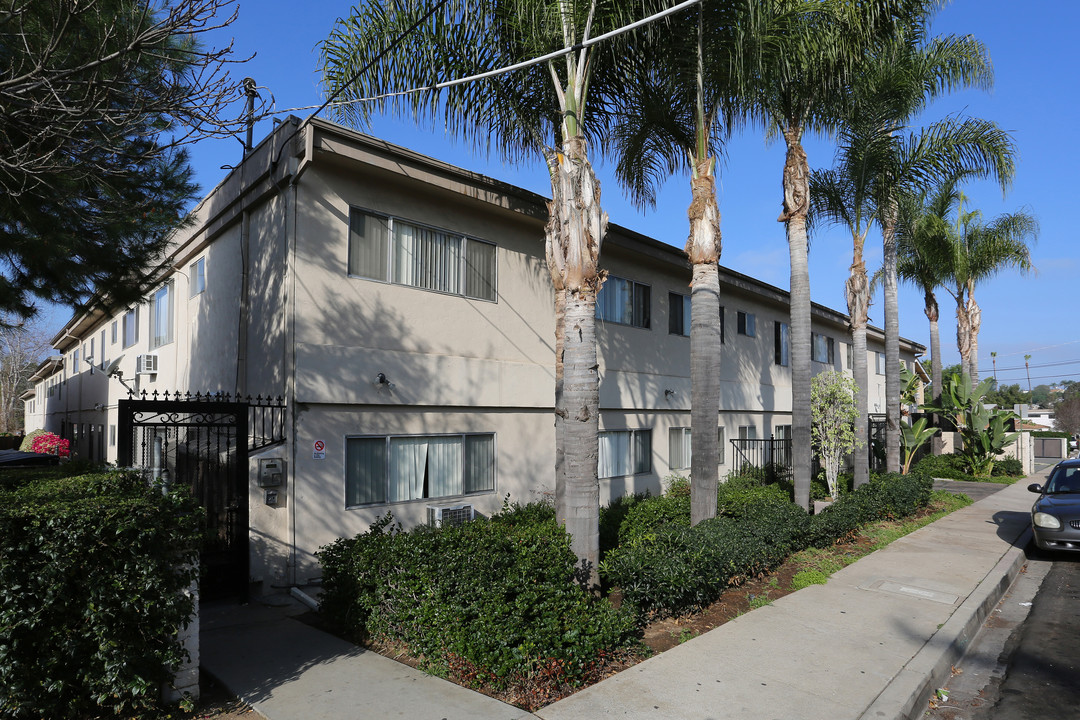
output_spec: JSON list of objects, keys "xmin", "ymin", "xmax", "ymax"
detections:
[{"xmin": 201, "ymin": 477, "xmax": 1038, "ymax": 720}]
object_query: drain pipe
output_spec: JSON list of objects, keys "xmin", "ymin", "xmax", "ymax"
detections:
[{"xmin": 236, "ymin": 79, "xmax": 258, "ymax": 397}]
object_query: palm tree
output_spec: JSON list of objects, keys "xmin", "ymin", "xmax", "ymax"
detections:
[
  {"xmin": 945, "ymin": 199, "xmax": 1038, "ymax": 388},
  {"xmin": 603, "ymin": 3, "xmax": 756, "ymax": 524},
  {"xmin": 752, "ymin": 0, "xmax": 907, "ymax": 509},
  {"xmin": 895, "ymin": 176, "xmax": 961, "ymax": 413},
  {"xmin": 319, "ymin": 0, "xmax": 652, "ymax": 585},
  {"xmin": 843, "ymin": 13, "xmax": 1007, "ymax": 474}
]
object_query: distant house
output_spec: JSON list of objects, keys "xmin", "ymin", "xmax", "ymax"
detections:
[{"xmin": 27, "ymin": 118, "xmax": 924, "ymax": 594}]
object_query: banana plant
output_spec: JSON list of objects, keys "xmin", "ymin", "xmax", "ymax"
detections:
[
  {"xmin": 901, "ymin": 417, "xmax": 937, "ymax": 474},
  {"xmin": 921, "ymin": 372, "xmax": 1019, "ymax": 475}
]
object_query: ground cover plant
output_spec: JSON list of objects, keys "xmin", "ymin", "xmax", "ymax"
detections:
[{"xmin": 0, "ymin": 467, "xmax": 201, "ymax": 719}]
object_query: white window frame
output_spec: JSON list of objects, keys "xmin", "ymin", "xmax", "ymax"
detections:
[
  {"xmin": 598, "ymin": 429, "xmax": 652, "ymax": 479},
  {"xmin": 122, "ymin": 308, "xmax": 139, "ymax": 349},
  {"xmin": 737, "ymin": 311, "xmax": 756, "ymax": 337},
  {"xmin": 875, "ymin": 352, "xmax": 886, "ymax": 375},
  {"xmin": 668, "ymin": 292, "xmax": 691, "ymax": 336},
  {"xmin": 812, "ymin": 333, "xmax": 834, "ymax": 364},
  {"xmin": 189, "ymin": 257, "xmax": 206, "ymax": 296},
  {"xmin": 669, "ymin": 426, "xmax": 726, "ymax": 470},
  {"xmin": 775, "ymin": 322, "xmax": 790, "ymax": 366},
  {"xmin": 347, "ymin": 208, "xmax": 497, "ymax": 302},
  {"xmin": 738, "ymin": 425, "xmax": 758, "ymax": 440},
  {"xmin": 597, "ymin": 275, "xmax": 650, "ymax": 329},
  {"xmin": 150, "ymin": 280, "xmax": 174, "ymax": 349},
  {"xmin": 344, "ymin": 432, "xmax": 496, "ymax": 509}
]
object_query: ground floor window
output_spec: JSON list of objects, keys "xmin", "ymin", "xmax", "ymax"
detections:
[
  {"xmin": 345, "ymin": 433, "xmax": 495, "ymax": 507},
  {"xmin": 599, "ymin": 429, "xmax": 651, "ymax": 478},
  {"xmin": 669, "ymin": 426, "xmax": 726, "ymax": 470}
]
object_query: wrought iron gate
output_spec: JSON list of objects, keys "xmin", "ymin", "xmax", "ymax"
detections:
[{"xmin": 118, "ymin": 393, "xmax": 250, "ymax": 600}]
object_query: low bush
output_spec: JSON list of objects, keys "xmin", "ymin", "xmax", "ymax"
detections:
[
  {"xmin": 806, "ymin": 471, "xmax": 933, "ymax": 547},
  {"xmin": 16, "ymin": 429, "xmax": 46, "ymax": 453},
  {"xmin": 0, "ymin": 469, "xmax": 200, "ymax": 719},
  {"xmin": 992, "ymin": 457, "xmax": 1024, "ymax": 477},
  {"xmin": 912, "ymin": 452, "xmax": 970, "ymax": 480},
  {"xmin": 317, "ymin": 503, "xmax": 637, "ymax": 689},
  {"xmin": 601, "ymin": 471, "xmax": 932, "ymax": 622}
]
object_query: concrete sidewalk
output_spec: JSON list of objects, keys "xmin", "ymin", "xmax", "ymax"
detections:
[{"xmin": 201, "ymin": 478, "xmax": 1036, "ymax": 720}]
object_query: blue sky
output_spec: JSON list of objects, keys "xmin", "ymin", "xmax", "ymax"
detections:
[{"xmin": 53, "ymin": 0, "xmax": 1077, "ymax": 390}]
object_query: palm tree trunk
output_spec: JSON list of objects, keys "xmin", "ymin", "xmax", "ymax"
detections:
[
  {"xmin": 778, "ymin": 128, "xmax": 811, "ymax": 511},
  {"xmin": 955, "ymin": 292, "xmax": 971, "ymax": 382},
  {"xmin": 924, "ymin": 289, "xmax": 943, "ymax": 452},
  {"xmin": 846, "ymin": 249, "xmax": 870, "ymax": 488},
  {"xmin": 924, "ymin": 290, "xmax": 941, "ymax": 405},
  {"xmin": 883, "ymin": 210, "xmax": 901, "ymax": 474},
  {"xmin": 546, "ymin": 136, "xmax": 606, "ymax": 590},
  {"xmin": 687, "ymin": 164, "xmax": 722, "ymax": 526},
  {"xmin": 968, "ymin": 295, "xmax": 981, "ymax": 389},
  {"xmin": 553, "ymin": 285, "xmax": 566, "ymax": 523}
]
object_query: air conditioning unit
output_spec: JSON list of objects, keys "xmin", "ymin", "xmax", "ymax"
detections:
[
  {"xmin": 427, "ymin": 503, "xmax": 475, "ymax": 528},
  {"xmin": 135, "ymin": 354, "xmax": 159, "ymax": 375}
]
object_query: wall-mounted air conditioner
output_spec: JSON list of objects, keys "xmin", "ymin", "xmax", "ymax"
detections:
[
  {"xmin": 136, "ymin": 354, "xmax": 159, "ymax": 375},
  {"xmin": 427, "ymin": 503, "xmax": 475, "ymax": 528}
]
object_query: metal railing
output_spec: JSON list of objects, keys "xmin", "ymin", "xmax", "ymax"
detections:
[
  {"xmin": 729, "ymin": 435, "xmax": 793, "ymax": 478},
  {"xmin": 126, "ymin": 390, "xmax": 286, "ymax": 452}
]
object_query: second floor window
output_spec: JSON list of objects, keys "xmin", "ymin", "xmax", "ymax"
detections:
[
  {"xmin": 812, "ymin": 333, "xmax": 835, "ymax": 364},
  {"xmin": 150, "ymin": 281, "xmax": 174, "ymax": 349},
  {"xmin": 122, "ymin": 308, "xmax": 139, "ymax": 349},
  {"xmin": 190, "ymin": 257, "xmax": 206, "ymax": 296},
  {"xmin": 775, "ymin": 322, "xmax": 790, "ymax": 366},
  {"xmin": 737, "ymin": 311, "xmax": 756, "ymax": 337},
  {"xmin": 597, "ymin": 275, "xmax": 650, "ymax": 329},
  {"xmin": 876, "ymin": 352, "xmax": 886, "ymax": 375},
  {"xmin": 668, "ymin": 292, "xmax": 690, "ymax": 336},
  {"xmin": 348, "ymin": 208, "xmax": 497, "ymax": 302}
]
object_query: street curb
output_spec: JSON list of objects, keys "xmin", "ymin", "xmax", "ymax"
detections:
[{"xmin": 858, "ymin": 527, "xmax": 1032, "ymax": 720}]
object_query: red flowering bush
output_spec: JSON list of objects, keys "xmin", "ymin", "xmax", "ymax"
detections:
[{"xmin": 29, "ymin": 432, "xmax": 70, "ymax": 457}]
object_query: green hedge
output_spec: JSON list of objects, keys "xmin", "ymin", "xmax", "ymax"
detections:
[
  {"xmin": 911, "ymin": 452, "xmax": 971, "ymax": 480},
  {"xmin": 601, "ymin": 471, "xmax": 932, "ymax": 622},
  {"xmin": 1031, "ymin": 430, "xmax": 1070, "ymax": 439},
  {"xmin": 317, "ymin": 504, "xmax": 637, "ymax": 688},
  {"xmin": 0, "ymin": 469, "xmax": 200, "ymax": 719}
]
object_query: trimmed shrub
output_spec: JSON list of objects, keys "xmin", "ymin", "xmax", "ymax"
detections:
[
  {"xmin": 912, "ymin": 452, "xmax": 970, "ymax": 480},
  {"xmin": 992, "ymin": 457, "xmax": 1024, "ymax": 477},
  {"xmin": 317, "ymin": 504, "xmax": 637, "ymax": 688},
  {"xmin": 807, "ymin": 471, "xmax": 933, "ymax": 547},
  {"xmin": 602, "ymin": 470, "xmax": 933, "ymax": 622},
  {"xmin": 16, "ymin": 429, "xmax": 46, "ymax": 453},
  {"xmin": 1032, "ymin": 430, "xmax": 1070, "ymax": 439},
  {"xmin": 0, "ymin": 469, "xmax": 200, "ymax": 719}
]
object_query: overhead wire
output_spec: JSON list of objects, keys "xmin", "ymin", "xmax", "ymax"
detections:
[{"xmin": 268, "ymin": 0, "xmax": 702, "ymax": 165}]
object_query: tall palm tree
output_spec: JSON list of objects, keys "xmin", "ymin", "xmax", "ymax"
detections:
[
  {"xmin": 320, "ymin": 0, "xmax": 652, "ymax": 585},
  {"xmin": 843, "ymin": 13, "xmax": 1005, "ymax": 474},
  {"xmin": 895, "ymin": 176, "xmax": 961, "ymax": 412},
  {"xmin": 753, "ymin": 0, "xmax": 911, "ymax": 508},
  {"xmin": 945, "ymin": 199, "xmax": 1038, "ymax": 387},
  {"xmin": 603, "ymin": 3, "xmax": 756, "ymax": 524}
]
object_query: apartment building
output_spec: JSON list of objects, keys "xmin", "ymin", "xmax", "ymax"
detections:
[{"xmin": 24, "ymin": 117, "xmax": 923, "ymax": 592}]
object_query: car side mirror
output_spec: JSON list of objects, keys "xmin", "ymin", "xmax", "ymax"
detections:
[{"xmin": 1028, "ymin": 483, "xmax": 1043, "ymax": 494}]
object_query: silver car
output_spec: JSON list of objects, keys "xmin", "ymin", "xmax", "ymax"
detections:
[{"xmin": 1029, "ymin": 458, "xmax": 1080, "ymax": 551}]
